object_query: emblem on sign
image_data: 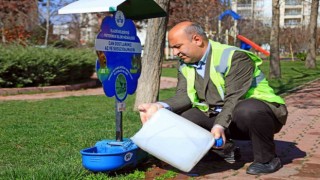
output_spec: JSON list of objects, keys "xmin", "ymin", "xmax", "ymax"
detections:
[
  {"xmin": 115, "ymin": 11, "xmax": 125, "ymax": 27},
  {"xmin": 95, "ymin": 11, "xmax": 142, "ymax": 102},
  {"xmin": 124, "ymin": 152, "xmax": 133, "ymax": 162}
]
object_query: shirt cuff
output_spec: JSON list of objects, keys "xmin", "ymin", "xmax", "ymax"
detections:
[
  {"xmin": 157, "ymin": 102, "xmax": 172, "ymax": 111},
  {"xmin": 212, "ymin": 124, "xmax": 225, "ymax": 131}
]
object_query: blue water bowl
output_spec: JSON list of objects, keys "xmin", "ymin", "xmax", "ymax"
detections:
[{"xmin": 80, "ymin": 138, "xmax": 147, "ymax": 172}]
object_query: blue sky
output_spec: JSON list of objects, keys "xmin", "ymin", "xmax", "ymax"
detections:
[{"xmin": 38, "ymin": 0, "xmax": 76, "ymax": 24}]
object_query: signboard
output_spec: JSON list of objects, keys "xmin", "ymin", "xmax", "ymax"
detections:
[{"xmin": 95, "ymin": 11, "xmax": 142, "ymax": 102}]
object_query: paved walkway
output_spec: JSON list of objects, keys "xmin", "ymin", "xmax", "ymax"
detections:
[
  {"xmin": 199, "ymin": 79, "xmax": 320, "ymax": 179},
  {"xmin": 1, "ymin": 77, "xmax": 320, "ymax": 179},
  {"xmin": 145, "ymin": 79, "xmax": 320, "ymax": 180}
]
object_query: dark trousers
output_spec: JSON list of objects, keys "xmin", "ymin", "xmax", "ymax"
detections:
[{"xmin": 180, "ymin": 98, "xmax": 283, "ymax": 163}]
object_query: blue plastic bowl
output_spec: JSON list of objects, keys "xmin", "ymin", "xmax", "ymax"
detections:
[{"xmin": 80, "ymin": 139, "xmax": 147, "ymax": 172}]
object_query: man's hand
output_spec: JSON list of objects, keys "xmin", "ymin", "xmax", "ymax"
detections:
[
  {"xmin": 138, "ymin": 103, "xmax": 163, "ymax": 124},
  {"xmin": 211, "ymin": 124, "xmax": 226, "ymax": 149}
]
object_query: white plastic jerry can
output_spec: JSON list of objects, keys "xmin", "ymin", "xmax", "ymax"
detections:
[{"xmin": 131, "ymin": 108, "xmax": 215, "ymax": 172}]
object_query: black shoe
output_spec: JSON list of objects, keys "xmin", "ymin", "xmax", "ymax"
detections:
[
  {"xmin": 210, "ymin": 141, "xmax": 241, "ymax": 163},
  {"xmin": 246, "ymin": 157, "xmax": 282, "ymax": 175}
]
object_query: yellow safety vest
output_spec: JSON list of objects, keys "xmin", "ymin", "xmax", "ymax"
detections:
[{"xmin": 180, "ymin": 40, "xmax": 285, "ymax": 112}]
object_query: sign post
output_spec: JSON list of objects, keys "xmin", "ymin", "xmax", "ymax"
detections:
[
  {"xmin": 95, "ymin": 11, "xmax": 142, "ymax": 142},
  {"xmin": 115, "ymin": 99, "xmax": 123, "ymax": 141},
  {"xmin": 59, "ymin": 0, "xmax": 167, "ymax": 172}
]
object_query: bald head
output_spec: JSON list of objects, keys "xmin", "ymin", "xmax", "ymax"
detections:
[
  {"xmin": 168, "ymin": 21, "xmax": 209, "ymax": 64},
  {"xmin": 169, "ymin": 21, "xmax": 208, "ymax": 42}
]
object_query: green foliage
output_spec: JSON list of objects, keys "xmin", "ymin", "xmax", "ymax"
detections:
[
  {"xmin": 52, "ymin": 39, "xmax": 79, "ymax": 49},
  {"xmin": 83, "ymin": 170, "xmax": 145, "ymax": 180},
  {"xmin": 154, "ymin": 170, "xmax": 177, "ymax": 180},
  {"xmin": 295, "ymin": 52, "xmax": 307, "ymax": 61},
  {"xmin": 0, "ymin": 44, "xmax": 96, "ymax": 88}
]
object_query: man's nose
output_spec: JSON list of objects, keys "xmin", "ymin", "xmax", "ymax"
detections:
[{"xmin": 172, "ymin": 49, "xmax": 179, "ymax": 56}]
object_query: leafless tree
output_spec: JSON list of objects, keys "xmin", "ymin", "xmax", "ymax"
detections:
[
  {"xmin": 269, "ymin": 0, "xmax": 281, "ymax": 79},
  {"xmin": 44, "ymin": 0, "xmax": 50, "ymax": 46},
  {"xmin": 0, "ymin": 0, "xmax": 38, "ymax": 44},
  {"xmin": 279, "ymin": 27, "xmax": 308, "ymax": 60},
  {"xmin": 168, "ymin": 0, "xmax": 228, "ymax": 37},
  {"xmin": 38, "ymin": 0, "xmax": 79, "ymax": 45},
  {"xmin": 305, "ymin": 0, "xmax": 318, "ymax": 69}
]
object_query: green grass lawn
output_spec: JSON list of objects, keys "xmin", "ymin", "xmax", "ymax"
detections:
[
  {"xmin": 161, "ymin": 67, "xmax": 177, "ymax": 78},
  {"xmin": 260, "ymin": 60, "xmax": 320, "ymax": 94},
  {"xmin": 0, "ymin": 90, "xmax": 176, "ymax": 179},
  {"xmin": 0, "ymin": 59, "xmax": 319, "ymax": 179}
]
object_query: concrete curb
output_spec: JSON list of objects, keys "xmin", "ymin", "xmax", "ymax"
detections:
[
  {"xmin": 0, "ymin": 77, "xmax": 178, "ymax": 97},
  {"xmin": 0, "ymin": 79, "xmax": 99, "ymax": 96}
]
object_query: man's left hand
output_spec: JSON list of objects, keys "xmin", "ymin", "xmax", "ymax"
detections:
[{"xmin": 211, "ymin": 124, "xmax": 226, "ymax": 149}]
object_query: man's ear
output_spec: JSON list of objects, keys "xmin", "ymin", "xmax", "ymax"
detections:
[{"xmin": 192, "ymin": 34, "xmax": 203, "ymax": 46}]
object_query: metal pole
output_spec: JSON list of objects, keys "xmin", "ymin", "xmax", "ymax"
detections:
[{"xmin": 115, "ymin": 99, "xmax": 123, "ymax": 141}]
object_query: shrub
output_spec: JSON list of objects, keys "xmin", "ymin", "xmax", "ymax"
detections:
[
  {"xmin": 52, "ymin": 39, "xmax": 78, "ymax": 49},
  {"xmin": 295, "ymin": 52, "xmax": 307, "ymax": 61},
  {"xmin": 0, "ymin": 44, "xmax": 96, "ymax": 88}
]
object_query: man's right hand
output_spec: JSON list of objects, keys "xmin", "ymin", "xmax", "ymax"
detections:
[{"xmin": 138, "ymin": 103, "xmax": 163, "ymax": 124}]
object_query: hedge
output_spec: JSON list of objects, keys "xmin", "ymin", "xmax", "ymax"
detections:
[{"xmin": 0, "ymin": 44, "xmax": 96, "ymax": 88}]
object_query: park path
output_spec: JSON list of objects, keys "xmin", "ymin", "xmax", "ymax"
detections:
[{"xmin": 0, "ymin": 77, "xmax": 177, "ymax": 101}]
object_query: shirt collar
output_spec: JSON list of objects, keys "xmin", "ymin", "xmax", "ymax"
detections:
[{"xmin": 189, "ymin": 43, "xmax": 211, "ymax": 69}]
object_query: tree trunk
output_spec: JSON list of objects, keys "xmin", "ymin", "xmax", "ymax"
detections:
[
  {"xmin": 134, "ymin": 0, "xmax": 170, "ymax": 110},
  {"xmin": 1, "ymin": 21, "xmax": 5, "ymax": 43},
  {"xmin": 305, "ymin": 0, "xmax": 319, "ymax": 69},
  {"xmin": 290, "ymin": 42, "xmax": 294, "ymax": 61},
  {"xmin": 269, "ymin": 0, "xmax": 281, "ymax": 79},
  {"xmin": 44, "ymin": 0, "xmax": 50, "ymax": 47}
]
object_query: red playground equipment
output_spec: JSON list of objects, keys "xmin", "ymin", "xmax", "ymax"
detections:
[
  {"xmin": 237, "ymin": 35, "xmax": 270, "ymax": 56},
  {"xmin": 218, "ymin": 10, "xmax": 270, "ymax": 56}
]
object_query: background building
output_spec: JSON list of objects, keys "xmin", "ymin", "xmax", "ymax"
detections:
[
  {"xmin": 79, "ymin": 13, "xmax": 99, "ymax": 45},
  {"xmin": 280, "ymin": 0, "xmax": 310, "ymax": 27},
  {"xmin": 231, "ymin": 0, "xmax": 268, "ymax": 25},
  {"xmin": 231, "ymin": 0, "xmax": 319, "ymax": 28}
]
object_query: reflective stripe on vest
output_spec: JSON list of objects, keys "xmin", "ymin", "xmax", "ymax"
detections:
[
  {"xmin": 215, "ymin": 47, "xmax": 239, "ymax": 74},
  {"xmin": 180, "ymin": 64, "xmax": 209, "ymax": 112},
  {"xmin": 180, "ymin": 40, "xmax": 285, "ymax": 112}
]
